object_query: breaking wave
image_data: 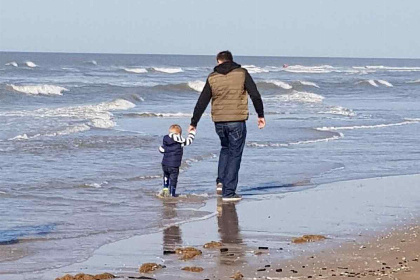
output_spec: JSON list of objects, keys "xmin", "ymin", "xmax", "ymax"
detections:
[
  {"xmin": 243, "ymin": 65, "xmax": 269, "ymax": 74},
  {"xmin": 258, "ymin": 80, "xmax": 320, "ymax": 90},
  {"xmin": 152, "ymin": 67, "xmax": 183, "ymax": 74},
  {"xmin": 318, "ymin": 106, "xmax": 356, "ymax": 117},
  {"xmin": 248, "ymin": 131, "xmax": 343, "ymax": 147},
  {"xmin": 25, "ymin": 61, "xmax": 37, "ymax": 68},
  {"xmin": 9, "ymin": 124, "xmax": 91, "ymax": 141},
  {"xmin": 5, "ymin": 61, "xmax": 18, "ymax": 67},
  {"xmin": 354, "ymin": 66, "xmax": 420, "ymax": 72},
  {"xmin": 187, "ymin": 80, "xmax": 205, "ymax": 92},
  {"xmin": 76, "ymin": 181, "xmax": 108, "ymax": 188},
  {"xmin": 85, "ymin": 60, "xmax": 98, "ymax": 65},
  {"xmin": 8, "ymin": 84, "xmax": 69, "ymax": 96},
  {"xmin": 284, "ymin": 65, "xmax": 333, "ymax": 74},
  {"xmin": 124, "ymin": 112, "xmax": 193, "ymax": 118},
  {"xmin": 260, "ymin": 80, "xmax": 293, "ymax": 89},
  {"xmin": 407, "ymin": 79, "xmax": 420, "ymax": 84},
  {"xmin": 264, "ymin": 91, "xmax": 325, "ymax": 103},
  {"xmin": 6, "ymin": 99, "xmax": 136, "ymax": 140},
  {"xmin": 317, "ymin": 119, "xmax": 420, "ymax": 131},
  {"xmin": 298, "ymin": 81, "xmax": 320, "ymax": 88},
  {"xmin": 123, "ymin": 68, "xmax": 148, "ymax": 74},
  {"xmin": 151, "ymin": 81, "xmax": 205, "ymax": 93},
  {"xmin": 357, "ymin": 79, "xmax": 393, "ymax": 87},
  {"xmin": 377, "ymin": 80, "xmax": 393, "ymax": 87}
]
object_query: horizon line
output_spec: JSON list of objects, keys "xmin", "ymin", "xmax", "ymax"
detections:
[{"xmin": 1, "ymin": 50, "xmax": 419, "ymax": 60}]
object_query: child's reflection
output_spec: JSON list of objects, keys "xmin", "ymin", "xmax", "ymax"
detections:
[{"xmin": 162, "ymin": 201, "xmax": 182, "ymax": 251}]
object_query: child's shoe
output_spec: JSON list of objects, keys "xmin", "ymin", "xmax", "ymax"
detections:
[
  {"xmin": 159, "ymin": 187, "xmax": 170, "ymax": 197},
  {"xmin": 170, "ymin": 187, "xmax": 177, "ymax": 197}
]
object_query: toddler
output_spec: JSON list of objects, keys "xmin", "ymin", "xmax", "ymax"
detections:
[{"xmin": 159, "ymin": 124, "xmax": 196, "ymax": 197}]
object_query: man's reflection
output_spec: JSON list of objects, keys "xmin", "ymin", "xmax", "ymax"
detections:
[{"xmin": 217, "ymin": 199, "xmax": 243, "ymax": 265}]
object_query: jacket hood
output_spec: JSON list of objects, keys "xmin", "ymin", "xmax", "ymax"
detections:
[{"xmin": 214, "ymin": 61, "xmax": 241, "ymax": 75}]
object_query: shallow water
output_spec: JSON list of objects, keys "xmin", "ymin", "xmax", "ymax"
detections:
[{"xmin": 0, "ymin": 52, "xmax": 419, "ymax": 274}]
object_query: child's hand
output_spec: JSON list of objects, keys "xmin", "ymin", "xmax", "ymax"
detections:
[{"xmin": 188, "ymin": 125, "xmax": 196, "ymax": 133}]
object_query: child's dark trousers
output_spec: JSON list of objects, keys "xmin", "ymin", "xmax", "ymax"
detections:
[{"xmin": 162, "ymin": 164, "xmax": 179, "ymax": 196}]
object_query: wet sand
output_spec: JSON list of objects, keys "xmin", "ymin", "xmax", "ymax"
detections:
[
  {"xmin": 212, "ymin": 223, "xmax": 420, "ymax": 280},
  {"xmin": 3, "ymin": 174, "xmax": 420, "ymax": 279}
]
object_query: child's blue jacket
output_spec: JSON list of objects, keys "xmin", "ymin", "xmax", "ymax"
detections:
[{"xmin": 159, "ymin": 131, "xmax": 195, "ymax": 167}]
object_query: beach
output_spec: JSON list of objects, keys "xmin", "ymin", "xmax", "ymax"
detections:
[
  {"xmin": 2, "ymin": 174, "xmax": 418, "ymax": 279},
  {"xmin": 1, "ymin": 52, "xmax": 420, "ymax": 279}
]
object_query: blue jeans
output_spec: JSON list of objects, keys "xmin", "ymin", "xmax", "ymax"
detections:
[{"xmin": 215, "ymin": 121, "xmax": 247, "ymax": 197}]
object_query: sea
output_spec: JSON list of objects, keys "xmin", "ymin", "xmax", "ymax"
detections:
[{"xmin": 0, "ymin": 52, "xmax": 419, "ymax": 275}]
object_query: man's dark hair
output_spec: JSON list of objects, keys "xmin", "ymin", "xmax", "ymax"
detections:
[{"xmin": 216, "ymin": 51, "xmax": 233, "ymax": 62}]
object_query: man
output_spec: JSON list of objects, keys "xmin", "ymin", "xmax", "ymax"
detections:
[{"xmin": 189, "ymin": 51, "xmax": 266, "ymax": 202}]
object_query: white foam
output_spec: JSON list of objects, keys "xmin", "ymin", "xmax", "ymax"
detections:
[
  {"xmin": 317, "ymin": 119, "xmax": 420, "ymax": 131},
  {"xmin": 299, "ymin": 81, "xmax": 320, "ymax": 88},
  {"xmin": 9, "ymin": 124, "xmax": 91, "ymax": 140},
  {"xmin": 44, "ymin": 124, "xmax": 91, "ymax": 137},
  {"xmin": 284, "ymin": 65, "xmax": 333, "ymax": 74},
  {"xmin": 319, "ymin": 106, "xmax": 356, "ymax": 117},
  {"xmin": 153, "ymin": 67, "xmax": 183, "ymax": 73},
  {"xmin": 87, "ymin": 183, "xmax": 102, "ymax": 188},
  {"xmin": 367, "ymin": 80, "xmax": 379, "ymax": 87},
  {"xmin": 124, "ymin": 68, "xmax": 148, "ymax": 74},
  {"xmin": 264, "ymin": 91, "xmax": 325, "ymax": 103},
  {"xmin": 5, "ymin": 99, "xmax": 136, "ymax": 140},
  {"xmin": 243, "ymin": 65, "xmax": 269, "ymax": 74},
  {"xmin": 187, "ymin": 80, "xmax": 205, "ymax": 92},
  {"xmin": 5, "ymin": 61, "xmax": 18, "ymax": 67},
  {"xmin": 407, "ymin": 79, "xmax": 420, "ymax": 84},
  {"xmin": 264, "ymin": 80, "xmax": 293, "ymax": 89},
  {"xmin": 86, "ymin": 60, "xmax": 98, "ymax": 65},
  {"xmin": 89, "ymin": 119, "xmax": 116, "ymax": 129},
  {"xmin": 80, "ymin": 181, "xmax": 108, "ymax": 188},
  {"xmin": 248, "ymin": 132, "xmax": 343, "ymax": 147},
  {"xmin": 357, "ymin": 79, "xmax": 393, "ymax": 87},
  {"xmin": 25, "ymin": 61, "xmax": 37, "ymax": 68},
  {"xmin": 95, "ymin": 98, "xmax": 136, "ymax": 111},
  {"xmin": 62, "ymin": 67, "xmax": 79, "ymax": 72},
  {"xmin": 362, "ymin": 65, "xmax": 420, "ymax": 72},
  {"xmin": 377, "ymin": 80, "xmax": 393, "ymax": 87},
  {"xmin": 131, "ymin": 112, "xmax": 193, "ymax": 118},
  {"xmin": 9, "ymin": 134, "xmax": 29, "ymax": 141},
  {"xmin": 8, "ymin": 84, "xmax": 69, "ymax": 96}
]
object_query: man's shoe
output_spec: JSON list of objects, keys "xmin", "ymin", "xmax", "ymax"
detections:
[
  {"xmin": 222, "ymin": 194, "xmax": 242, "ymax": 202},
  {"xmin": 216, "ymin": 183, "xmax": 223, "ymax": 195}
]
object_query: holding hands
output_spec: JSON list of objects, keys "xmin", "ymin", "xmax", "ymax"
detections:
[{"xmin": 188, "ymin": 125, "xmax": 196, "ymax": 133}]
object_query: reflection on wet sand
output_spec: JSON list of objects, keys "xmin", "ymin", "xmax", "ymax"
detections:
[
  {"xmin": 162, "ymin": 201, "xmax": 182, "ymax": 251},
  {"xmin": 217, "ymin": 198, "xmax": 244, "ymax": 265}
]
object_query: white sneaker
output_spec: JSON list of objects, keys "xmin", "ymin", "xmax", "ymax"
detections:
[
  {"xmin": 216, "ymin": 183, "xmax": 223, "ymax": 195},
  {"xmin": 222, "ymin": 194, "xmax": 242, "ymax": 202}
]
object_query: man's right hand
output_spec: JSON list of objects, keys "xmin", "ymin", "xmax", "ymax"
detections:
[
  {"xmin": 188, "ymin": 125, "xmax": 197, "ymax": 133},
  {"xmin": 257, "ymin": 118, "xmax": 266, "ymax": 129}
]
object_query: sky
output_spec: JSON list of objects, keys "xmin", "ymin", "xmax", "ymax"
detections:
[{"xmin": 0, "ymin": 0, "xmax": 419, "ymax": 58}]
